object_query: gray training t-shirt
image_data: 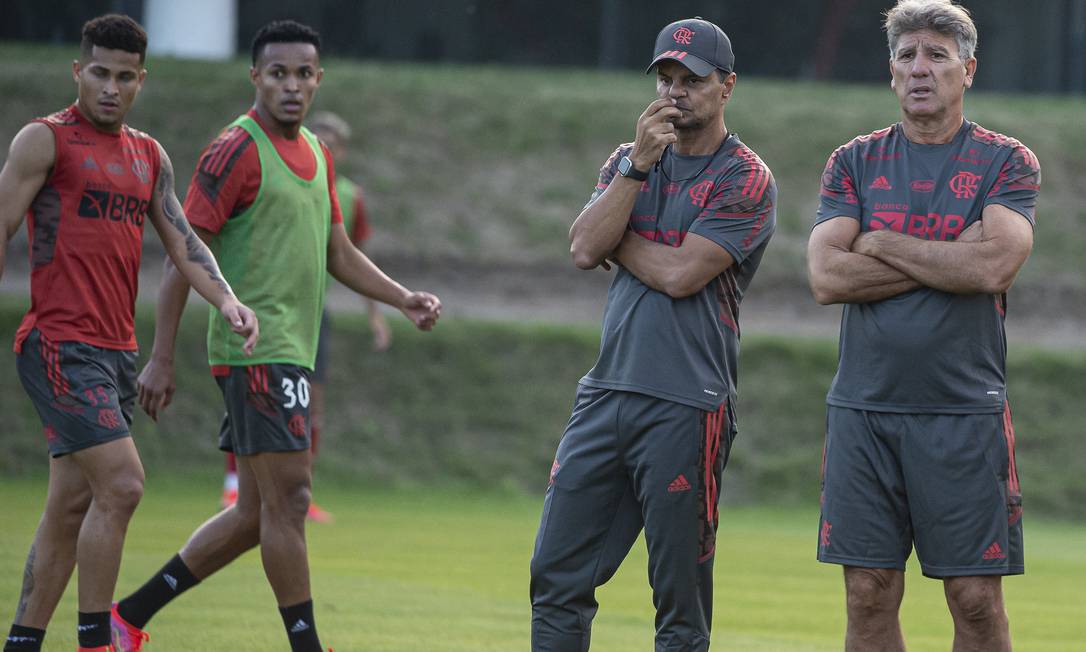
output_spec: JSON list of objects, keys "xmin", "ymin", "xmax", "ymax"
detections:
[
  {"xmin": 580, "ymin": 134, "xmax": 776, "ymax": 411},
  {"xmin": 816, "ymin": 120, "xmax": 1041, "ymax": 414}
]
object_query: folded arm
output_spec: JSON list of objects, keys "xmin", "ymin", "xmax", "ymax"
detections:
[
  {"xmin": 807, "ymin": 216, "xmax": 922, "ymax": 305},
  {"xmin": 852, "ymin": 204, "xmax": 1033, "ymax": 295},
  {"xmin": 612, "ymin": 231, "xmax": 734, "ymax": 298},
  {"xmin": 568, "ymin": 175, "xmax": 643, "ymax": 269}
]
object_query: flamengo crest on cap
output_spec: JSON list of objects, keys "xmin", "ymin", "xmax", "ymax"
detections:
[{"xmin": 673, "ymin": 27, "xmax": 695, "ymax": 45}]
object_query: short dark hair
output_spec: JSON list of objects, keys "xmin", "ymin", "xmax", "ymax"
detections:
[
  {"xmin": 251, "ymin": 20, "xmax": 322, "ymax": 65},
  {"xmin": 81, "ymin": 14, "xmax": 148, "ymax": 63}
]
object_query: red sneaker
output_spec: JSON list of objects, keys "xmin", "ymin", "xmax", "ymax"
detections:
[
  {"xmin": 110, "ymin": 603, "xmax": 149, "ymax": 651},
  {"xmin": 307, "ymin": 501, "xmax": 335, "ymax": 524}
]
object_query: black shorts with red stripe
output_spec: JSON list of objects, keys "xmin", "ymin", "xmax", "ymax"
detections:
[
  {"xmin": 212, "ymin": 363, "xmax": 313, "ymax": 455},
  {"xmin": 16, "ymin": 328, "xmax": 136, "ymax": 457},
  {"xmin": 817, "ymin": 405, "xmax": 1024, "ymax": 578}
]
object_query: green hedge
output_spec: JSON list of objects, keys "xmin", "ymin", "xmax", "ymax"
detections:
[{"xmin": 1, "ymin": 301, "xmax": 1081, "ymax": 521}]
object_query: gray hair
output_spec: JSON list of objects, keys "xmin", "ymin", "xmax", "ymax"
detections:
[
  {"xmin": 884, "ymin": 0, "xmax": 977, "ymax": 61},
  {"xmin": 308, "ymin": 111, "xmax": 351, "ymax": 141}
]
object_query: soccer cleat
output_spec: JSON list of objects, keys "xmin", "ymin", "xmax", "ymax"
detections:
[
  {"xmin": 111, "ymin": 602, "xmax": 149, "ymax": 651},
  {"xmin": 306, "ymin": 501, "xmax": 335, "ymax": 524},
  {"xmin": 220, "ymin": 487, "xmax": 238, "ymax": 509}
]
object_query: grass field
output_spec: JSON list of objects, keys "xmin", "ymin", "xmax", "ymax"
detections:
[{"xmin": 1, "ymin": 477, "xmax": 1084, "ymax": 651}]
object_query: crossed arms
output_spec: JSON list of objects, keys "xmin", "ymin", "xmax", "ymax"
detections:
[
  {"xmin": 807, "ymin": 203, "xmax": 1034, "ymax": 305},
  {"xmin": 568, "ymin": 177, "xmax": 734, "ymax": 298}
]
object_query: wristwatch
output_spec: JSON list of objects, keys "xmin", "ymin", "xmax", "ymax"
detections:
[{"xmin": 618, "ymin": 156, "xmax": 649, "ymax": 181}]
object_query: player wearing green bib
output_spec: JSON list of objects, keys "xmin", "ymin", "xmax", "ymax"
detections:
[
  {"xmin": 110, "ymin": 21, "xmax": 441, "ymax": 652},
  {"xmin": 218, "ymin": 111, "xmax": 391, "ymax": 522}
]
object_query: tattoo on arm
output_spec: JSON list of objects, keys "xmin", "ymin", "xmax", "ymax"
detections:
[
  {"xmin": 156, "ymin": 152, "xmax": 232, "ymax": 296},
  {"xmin": 14, "ymin": 543, "xmax": 35, "ymax": 623}
]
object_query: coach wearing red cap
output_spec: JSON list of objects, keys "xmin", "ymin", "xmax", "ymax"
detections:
[{"xmin": 530, "ymin": 17, "xmax": 776, "ymax": 652}]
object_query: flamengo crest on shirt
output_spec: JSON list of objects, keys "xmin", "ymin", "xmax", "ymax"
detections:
[{"xmin": 949, "ymin": 170, "xmax": 981, "ymax": 199}]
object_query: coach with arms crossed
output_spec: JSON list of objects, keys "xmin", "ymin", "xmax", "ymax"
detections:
[
  {"xmin": 808, "ymin": 1, "xmax": 1040, "ymax": 650},
  {"xmin": 530, "ymin": 18, "xmax": 776, "ymax": 652}
]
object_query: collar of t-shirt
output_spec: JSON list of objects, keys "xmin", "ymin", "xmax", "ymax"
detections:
[{"xmin": 246, "ymin": 108, "xmax": 318, "ymax": 181}]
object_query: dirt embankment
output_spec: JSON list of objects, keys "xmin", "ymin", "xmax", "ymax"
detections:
[{"xmin": 1, "ymin": 252, "xmax": 1081, "ymax": 349}]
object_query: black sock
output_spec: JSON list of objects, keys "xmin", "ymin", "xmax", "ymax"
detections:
[
  {"xmin": 278, "ymin": 600, "xmax": 322, "ymax": 652},
  {"xmin": 4, "ymin": 625, "xmax": 45, "ymax": 652},
  {"xmin": 77, "ymin": 611, "xmax": 110, "ymax": 648},
  {"xmin": 116, "ymin": 554, "xmax": 200, "ymax": 629}
]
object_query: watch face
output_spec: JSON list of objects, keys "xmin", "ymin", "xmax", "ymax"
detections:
[{"xmin": 619, "ymin": 156, "xmax": 632, "ymax": 176}]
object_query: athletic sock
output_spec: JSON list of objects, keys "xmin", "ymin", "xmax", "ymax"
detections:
[
  {"xmin": 278, "ymin": 600, "xmax": 322, "ymax": 652},
  {"xmin": 4, "ymin": 625, "xmax": 45, "ymax": 652},
  {"xmin": 77, "ymin": 612, "xmax": 110, "ymax": 648},
  {"xmin": 116, "ymin": 554, "xmax": 200, "ymax": 629}
]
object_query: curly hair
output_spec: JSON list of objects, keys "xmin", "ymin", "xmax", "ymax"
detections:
[
  {"xmin": 81, "ymin": 14, "xmax": 148, "ymax": 63},
  {"xmin": 251, "ymin": 20, "xmax": 322, "ymax": 65}
]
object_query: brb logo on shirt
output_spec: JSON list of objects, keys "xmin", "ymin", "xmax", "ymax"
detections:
[
  {"xmin": 77, "ymin": 189, "xmax": 148, "ymax": 226},
  {"xmin": 870, "ymin": 211, "xmax": 965, "ymax": 241}
]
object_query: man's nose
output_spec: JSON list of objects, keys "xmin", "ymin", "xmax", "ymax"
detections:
[{"xmin": 909, "ymin": 56, "xmax": 931, "ymax": 77}]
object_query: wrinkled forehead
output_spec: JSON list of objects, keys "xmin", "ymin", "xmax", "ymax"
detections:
[
  {"xmin": 894, "ymin": 29, "xmax": 960, "ymax": 58},
  {"xmin": 254, "ymin": 42, "xmax": 320, "ymax": 69}
]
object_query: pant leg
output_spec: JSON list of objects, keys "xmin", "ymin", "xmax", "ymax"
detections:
[
  {"xmin": 623, "ymin": 395, "xmax": 736, "ymax": 652},
  {"xmin": 531, "ymin": 387, "xmax": 644, "ymax": 652}
]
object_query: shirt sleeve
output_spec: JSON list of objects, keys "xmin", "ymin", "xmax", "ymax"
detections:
[
  {"xmin": 182, "ymin": 126, "xmax": 257, "ymax": 234},
  {"xmin": 350, "ymin": 186, "xmax": 371, "ymax": 244},
  {"xmin": 814, "ymin": 144, "xmax": 862, "ymax": 226},
  {"xmin": 584, "ymin": 143, "xmax": 635, "ymax": 209},
  {"xmin": 985, "ymin": 144, "xmax": 1041, "ymax": 226},
  {"xmin": 322, "ymin": 143, "xmax": 344, "ymax": 226},
  {"xmin": 687, "ymin": 153, "xmax": 777, "ymax": 264}
]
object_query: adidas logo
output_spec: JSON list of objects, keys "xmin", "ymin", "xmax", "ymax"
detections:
[
  {"xmin": 667, "ymin": 474, "xmax": 692, "ymax": 493},
  {"xmin": 290, "ymin": 619, "xmax": 310, "ymax": 633},
  {"xmin": 82, "ymin": 155, "xmax": 98, "ymax": 170},
  {"xmin": 163, "ymin": 573, "xmax": 178, "ymax": 590},
  {"xmin": 982, "ymin": 542, "xmax": 1007, "ymax": 560},
  {"xmin": 77, "ymin": 623, "xmax": 98, "ymax": 632},
  {"xmin": 869, "ymin": 175, "xmax": 892, "ymax": 190}
]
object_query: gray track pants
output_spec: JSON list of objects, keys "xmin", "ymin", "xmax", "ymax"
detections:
[{"xmin": 530, "ymin": 386, "xmax": 736, "ymax": 652}]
